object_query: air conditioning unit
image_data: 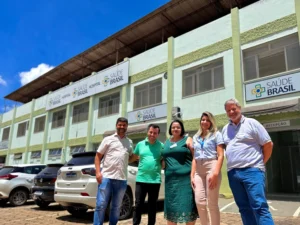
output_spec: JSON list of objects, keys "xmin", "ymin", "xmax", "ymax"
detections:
[{"xmin": 172, "ymin": 107, "xmax": 182, "ymax": 119}]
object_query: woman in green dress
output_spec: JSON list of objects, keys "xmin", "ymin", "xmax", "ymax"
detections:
[{"xmin": 162, "ymin": 119, "xmax": 198, "ymax": 225}]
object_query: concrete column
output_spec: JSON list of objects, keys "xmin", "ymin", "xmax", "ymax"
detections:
[
  {"xmin": 295, "ymin": 0, "xmax": 300, "ymax": 41},
  {"xmin": 40, "ymin": 110, "xmax": 50, "ymax": 164},
  {"xmin": 86, "ymin": 95, "xmax": 94, "ymax": 152},
  {"xmin": 62, "ymin": 104, "xmax": 71, "ymax": 163},
  {"xmin": 24, "ymin": 99, "xmax": 36, "ymax": 163},
  {"xmin": 121, "ymin": 57, "xmax": 129, "ymax": 117},
  {"xmin": 166, "ymin": 36, "xmax": 175, "ymax": 137},
  {"xmin": 6, "ymin": 107, "xmax": 17, "ymax": 165},
  {"xmin": 231, "ymin": 7, "xmax": 244, "ymax": 106}
]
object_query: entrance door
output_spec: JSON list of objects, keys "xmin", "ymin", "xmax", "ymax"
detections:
[{"xmin": 267, "ymin": 130, "xmax": 300, "ymax": 194}]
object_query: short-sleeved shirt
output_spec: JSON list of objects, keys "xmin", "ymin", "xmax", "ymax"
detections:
[
  {"xmin": 134, "ymin": 138, "xmax": 164, "ymax": 183},
  {"xmin": 97, "ymin": 133, "xmax": 133, "ymax": 180},
  {"xmin": 193, "ymin": 131, "xmax": 224, "ymax": 160},
  {"xmin": 222, "ymin": 116, "xmax": 271, "ymax": 172}
]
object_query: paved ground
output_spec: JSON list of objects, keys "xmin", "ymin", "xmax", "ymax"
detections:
[{"xmin": 1, "ymin": 200, "xmax": 300, "ymax": 225}]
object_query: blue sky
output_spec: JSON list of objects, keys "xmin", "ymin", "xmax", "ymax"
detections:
[{"xmin": 0, "ymin": 0, "xmax": 170, "ymax": 113}]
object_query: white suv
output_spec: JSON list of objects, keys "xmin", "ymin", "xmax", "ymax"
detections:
[
  {"xmin": 0, "ymin": 164, "xmax": 46, "ymax": 206},
  {"xmin": 55, "ymin": 152, "xmax": 165, "ymax": 219}
]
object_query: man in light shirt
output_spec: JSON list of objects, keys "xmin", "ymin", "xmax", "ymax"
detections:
[
  {"xmin": 94, "ymin": 117, "xmax": 133, "ymax": 225},
  {"xmin": 222, "ymin": 98, "xmax": 274, "ymax": 225}
]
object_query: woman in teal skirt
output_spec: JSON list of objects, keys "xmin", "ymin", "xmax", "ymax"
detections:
[{"xmin": 162, "ymin": 119, "xmax": 198, "ymax": 225}]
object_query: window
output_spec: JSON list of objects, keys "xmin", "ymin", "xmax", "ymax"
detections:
[
  {"xmin": 134, "ymin": 79, "xmax": 162, "ymax": 109},
  {"xmin": 52, "ymin": 109, "xmax": 66, "ymax": 129},
  {"xmin": 70, "ymin": 145, "xmax": 86, "ymax": 155},
  {"xmin": 2, "ymin": 127, "xmax": 10, "ymax": 141},
  {"xmin": 243, "ymin": 34, "xmax": 300, "ymax": 81},
  {"xmin": 31, "ymin": 151, "xmax": 42, "ymax": 159},
  {"xmin": 182, "ymin": 59, "xmax": 224, "ymax": 97},
  {"xmin": 48, "ymin": 148, "xmax": 62, "ymax": 158},
  {"xmin": 13, "ymin": 153, "xmax": 22, "ymax": 160},
  {"xmin": 72, "ymin": 102, "xmax": 89, "ymax": 123},
  {"xmin": 98, "ymin": 93, "xmax": 120, "ymax": 117},
  {"xmin": 17, "ymin": 121, "xmax": 28, "ymax": 137},
  {"xmin": 34, "ymin": 116, "xmax": 46, "ymax": 133}
]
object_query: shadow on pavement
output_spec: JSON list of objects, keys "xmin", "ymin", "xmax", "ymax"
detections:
[
  {"xmin": 31, "ymin": 203, "xmax": 65, "ymax": 211},
  {"xmin": 0, "ymin": 200, "xmax": 35, "ymax": 208}
]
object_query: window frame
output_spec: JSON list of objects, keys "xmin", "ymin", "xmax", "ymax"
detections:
[
  {"xmin": 34, "ymin": 116, "xmax": 46, "ymax": 133},
  {"xmin": 70, "ymin": 145, "xmax": 86, "ymax": 155},
  {"xmin": 17, "ymin": 121, "xmax": 28, "ymax": 138},
  {"xmin": 31, "ymin": 151, "xmax": 42, "ymax": 159},
  {"xmin": 72, "ymin": 102, "xmax": 89, "ymax": 124},
  {"xmin": 98, "ymin": 92, "xmax": 120, "ymax": 118},
  {"xmin": 182, "ymin": 58, "xmax": 224, "ymax": 98},
  {"xmin": 51, "ymin": 109, "xmax": 66, "ymax": 129},
  {"xmin": 242, "ymin": 34, "xmax": 300, "ymax": 82},
  {"xmin": 2, "ymin": 127, "xmax": 10, "ymax": 141},
  {"xmin": 134, "ymin": 78, "xmax": 162, "ymax": 109},
  {"xmin": 48, "ymin": 148, "xmax": 62, "ymax": 158}
]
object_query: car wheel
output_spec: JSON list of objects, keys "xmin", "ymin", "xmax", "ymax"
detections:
[
  {"xmin": 35, "ymin": 199, "xmax": 50, "ymax": 209},
  {"xmin": 0, "ymin": 199, "xmax": 8, "ymax": 206},
  {"xmin": 9, "ymin": 189, "xmax": 28, "ymax": 206},
  {"xmin": 66, "ymin": 206, "xmax": 88, "ymax": 217},
  {"xmin": 119, "ymin": 189, "xmax": 133, "ymax": 220}
]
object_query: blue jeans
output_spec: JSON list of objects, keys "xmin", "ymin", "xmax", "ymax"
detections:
[
  {"xmin": 228, "ymin": 167, "xmax": 274, "ymax": 225},
  {"xmin": 93, "ymin": 178, "xmax": 127, "ymax": 225}
]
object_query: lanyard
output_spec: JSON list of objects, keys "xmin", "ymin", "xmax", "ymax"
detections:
[{"xmin": 199, "ymin": 138, "xmax": 205, "ymax": 149}]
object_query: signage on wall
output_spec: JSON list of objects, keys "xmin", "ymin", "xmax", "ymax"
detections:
[
  {"xmin": 128, "ymin": 104, "xmax": 167, "ymax": 124},
  {"xmin": 245, "ymin": 72, "xmax": 300, "ymax": 101},
  {"xmin": 46, "ymin": 61, "xmax": 129, "ymax": 110},
  {"xmin": 263, "ymin": 120, "xmax": 290, "ymax": 129}
]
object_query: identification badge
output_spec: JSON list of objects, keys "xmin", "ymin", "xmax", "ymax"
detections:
[{"xmin": 170, "ymin": 143, "xmax": 177, "ymax": 148}]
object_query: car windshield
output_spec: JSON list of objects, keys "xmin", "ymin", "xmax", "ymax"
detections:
[
  {"xmin": 0, "ymin": 167, "xmax": 24, "ymax": 175},
  {"xmin": 65, "ymin": 155, "xmax": 95, "ymax": 166},
  {"xmin": 40, "ymin": 165, "xmax": 63, "ymax": 175}
]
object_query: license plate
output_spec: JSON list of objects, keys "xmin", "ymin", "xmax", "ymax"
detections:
[
  {"xmin": 66, "ymin": 172, "xmax": 77, "ymax": 178},
  {"xmin": 34, "ymin": 191, "xmax": 43, "ymax": 196}
]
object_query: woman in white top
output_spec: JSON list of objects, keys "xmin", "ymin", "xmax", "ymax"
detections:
[{"xmin": 190, "ymin": 111, "xmax": 225, "ymax": 225}]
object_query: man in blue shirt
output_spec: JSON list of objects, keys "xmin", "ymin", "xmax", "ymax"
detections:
[{"xmin": 222, "ymin": 98, "xmax": 274, "ymax": 225}]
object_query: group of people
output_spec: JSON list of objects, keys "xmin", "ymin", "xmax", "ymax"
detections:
[{"xmin": 93, "ymin": 98, "xmax": 275, "ymax": 225}]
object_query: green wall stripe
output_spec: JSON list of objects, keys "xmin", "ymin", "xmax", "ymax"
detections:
[
  {"xmin": 241, "ymin": 14, "xmax": 297, "ymax": 45},
  {"xmin": 68, "ymin": 137, "xmax": 87, "ymax": 147},
  {"xmin": 174, "ymin": 38, "xmax": 232, "ymax": 68},
  {"xmin": 0, "ymin": 120, "xmax": 12, "ymax": 128},
  {"xmin": 14, "ymin": 114, "xmax": 30, "ymax": 123},
  {"xmin": 0, "ymin": 150, "xmax": 8, "ymax": 156},
  {"xmin": 130, "ymin": 62, "xmax": 167, "ymax": 84},
  {"xmin": 29, "ymin": 144, "xmax": 43, "ymax": 151},
  {"xmin": 33, "ymin": 108, "xmax": 46, "ymax": 117},
  {"xmin": 86, "ymin": 96, "xmax": 94, "ymax": 152},
  {"xmin": 10, "ymin": 147, "xmax": 26, "ymax": 154},
  {"xmin": 91, "ymin": 134, "xmax": 104, "ymax": 143},
  {"xmin": 47, "ymin": 141, "xmax": 64, "ymax": 149},
  {"xmin": 167, "ymin": 37, "xmax": 174, "ymax": 137}
]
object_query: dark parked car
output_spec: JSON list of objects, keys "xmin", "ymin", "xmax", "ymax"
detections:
[{"xmin": 32, "ymin": 163, "xmax": 64, "ymax": 208}]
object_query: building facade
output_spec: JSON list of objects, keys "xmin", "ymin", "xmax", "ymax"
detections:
[{"xmin": 1, "ymin": 0, "xmax": 300, "ymax": 196}]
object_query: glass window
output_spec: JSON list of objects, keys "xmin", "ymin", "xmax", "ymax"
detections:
[
  {"xmin": 34, "ymin": 116, "xmax": 46, "ymax": 133},
  {"xmin": 98, "ymin": 92, "xmax": 120, "ymax": 117},
  {"xmin": 48, "ymin": 148, "xmax": 62, "ymax": 158},
  {"xmin": 31, "ymin": 151, "xmax": 42, "ymax": 159},
  {"xmin": 70, "ymin": 145, "xmax": 86, "ymax": 155},
  {"xmin": 17, "ymin": 121, "xmax": 28, "ymax": 137},
  {"xmin": 183, "ymin": 59, "xmax": 224, "ymax": 97},
  {"xmin": 2, "ymin": 127, "xmax": 10, "ymax": 141},
  {"xmin": 72, "ymin": 102, "xmax": 89, "ymax": 123},
  {"xmin": 52, "ymin": 109, "xmax": 66, "ymax": 129},
  {"xmin": 243, "ymin": 34, "xmax": 300, "ymax": 81},
  {"xmin": 134, "ymin": 79, "xmax": 162, "ymax": 109},
  {"xmin": 13, "ymin": 153, "xmax": 22, "ymax": 160}
]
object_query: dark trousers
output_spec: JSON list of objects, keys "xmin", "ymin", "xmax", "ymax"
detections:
[{"xmin": 133, "ymin": 182, "xmax": 161, "ymax": 225}]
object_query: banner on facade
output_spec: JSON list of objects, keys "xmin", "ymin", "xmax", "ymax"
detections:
[
  {"xmin": 245, "ymin": 72, "xmax": 300, "ymax": 101},
  {"xmin": 46, "ymin": 61, "xmax": 129, "ymax": 110},
  {"xmin": 128, "ymin": 104, "xmax": 167, "ymax": 124}
]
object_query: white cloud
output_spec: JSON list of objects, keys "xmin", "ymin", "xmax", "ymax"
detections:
[
  {"xmin": 19, "ymin": 63, "xmax": 55, "ymax": 86},
  {"xmin": 0, "ymin": 75, "xmax": 7, "ymax": 86}
]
